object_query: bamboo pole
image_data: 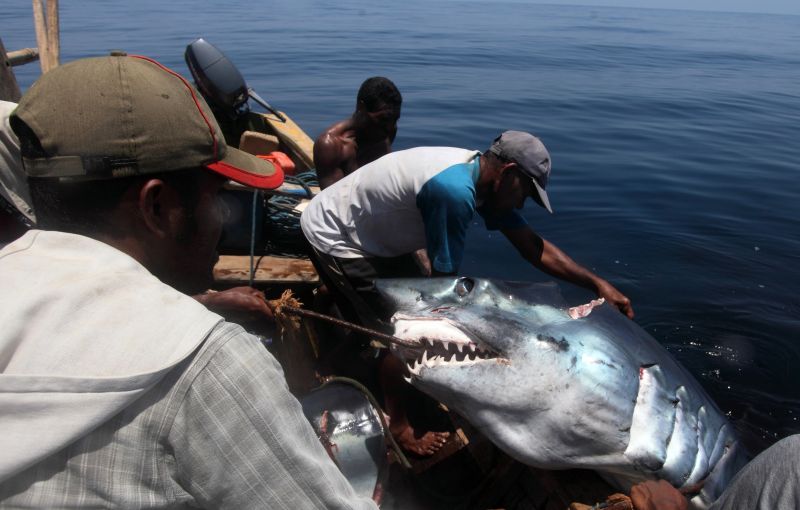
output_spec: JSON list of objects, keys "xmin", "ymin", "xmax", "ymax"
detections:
[
  {"xmin": 31, "ymin": 0, "xmax": 49, "ymax": 72},
  {"xmin": 32, "ymin": 0, "xmax": 59, "ymax": 73},
  {"xmin": 45, "ymin": 0, "xmax": 59, "ymax": 69},
  {"xmin": 7, "ymin": 48, "xmax": 39, "ymax": 67}
]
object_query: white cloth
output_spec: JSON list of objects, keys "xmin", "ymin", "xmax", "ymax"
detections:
[
  {"xmin": 710, "ymin": 434, "xmax": 800, "ymax": 510},
  {"xmin": 0, "ymin": 101, "xmax": 34, "ymax": 223},
  {"xmin": 0, "ymin": 230, "xmax": 222, "ymax": 483},
  {"xmin": 301, "ymin": 147, "xmax": 479, "ymax": 259},
  {"xmin": 0, "ymin": 322, "xmax": 377, "ymax": 509}
]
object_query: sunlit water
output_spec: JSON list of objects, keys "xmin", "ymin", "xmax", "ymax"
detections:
[{"xmin": 4, "ymin": 0, "xmax": 799, "ymax": 455}]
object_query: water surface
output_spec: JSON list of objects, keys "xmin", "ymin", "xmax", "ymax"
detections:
[{"xmin": 3, "ymin": 0, "xmax": 799, "ymax": 454}]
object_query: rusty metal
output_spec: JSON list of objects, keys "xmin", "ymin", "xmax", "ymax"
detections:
[{"xmin": 277, "ymin": 305, "xmax": 417, "ymax": 348}]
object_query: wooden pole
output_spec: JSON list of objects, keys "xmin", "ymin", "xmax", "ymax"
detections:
[
  {"xmin": 32, "ymin": 0, "xmax": 59, "ymax": 73},
  {"xmin": 32, "ymin": 0, "xmax": 49, "ymax": 73},
  {"xmin": 7, "ymin": 48, "xmax": 39, "ymax": 67},
  {"xmin": 0, "ymin": 38, "xmax": 22, "ymax": 102},
  {"xmin": 45, "ymin": 0, "xmax": 59, "ymax": 69}
]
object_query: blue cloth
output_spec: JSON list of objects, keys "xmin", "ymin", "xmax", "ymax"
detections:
[{"xmin": 416, "ymin": 158, "xmax": 526, "ymax": 273}]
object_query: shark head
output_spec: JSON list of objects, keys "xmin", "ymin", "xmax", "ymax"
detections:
[
  {"xmin": 377, "ymin": 278, "xmax": 570, "ymax": 423},
  {"xmin": 375, "ymin": 277, "xmax": 748, "ymax": 509}
]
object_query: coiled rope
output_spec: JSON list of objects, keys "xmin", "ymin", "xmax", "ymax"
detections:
[{"xmin": 262, "ymin": 171, "xmax": 318, "ymax": 258}]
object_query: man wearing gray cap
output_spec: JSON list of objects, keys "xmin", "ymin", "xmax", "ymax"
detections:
[
  {"xmin": 0, "ymin": 55, "xmax": 375, "ymax": 509},
  {"xmin": 301, "ymin": 130, "xmax": 632, "ymax": 456}
]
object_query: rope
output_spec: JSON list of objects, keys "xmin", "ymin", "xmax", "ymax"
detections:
[
  {"xmin": 263, "ymin": 171, "xmax": 317, "ymax": 258},
  {"xmin": 270, "ymin": 294, "xmax": 412, "ymax": 467},
  {"xmin": 276, "ymin": 305, "xmax": 417, "ymax": 349},
  {"xmin": 249, "ymin": 189, "xmax": 258, "ymax": 286}
]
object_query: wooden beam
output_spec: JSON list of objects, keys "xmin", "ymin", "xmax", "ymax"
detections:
[
  {"xmin": 7, "ymin": 48, "xmax": 39, "ymax": 67},
  {"xmin": 261, "ymin": 111, "xmax": 315, "ymax": 171},
  {"xmin": 214, "ymin": 255, "xmax": 319, "ymax": 285},
  {"xmin": 32, "ymin": 0, "xmax": 59, "ymax": 73},
  {"xmin": 32, "ymin": 0, "xmax": 49, "ymax": 73},
  {"xmin": 45, "ymin": 0, "xmax": 59, "ymax": 70},
  {"xmin": 0, "ymin": 38, "xmax": 22, "ymax": 102}
]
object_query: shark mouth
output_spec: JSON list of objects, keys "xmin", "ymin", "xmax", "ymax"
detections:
[{"xmin": 391, "ymin": 315, "xmax": 509, "ymax": 379}]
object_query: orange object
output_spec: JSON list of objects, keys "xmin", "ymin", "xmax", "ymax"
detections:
[{"xmin": 257, "ymin": 151, "xmax": 296, "ymax": 176}]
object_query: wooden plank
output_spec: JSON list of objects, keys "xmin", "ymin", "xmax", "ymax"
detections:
[
  {"xmin": 0, "ymin": 38, "xmax": 22, "ymax": 102},
  {"xmin": 261, "ymin": 111, "xmax": 315, "ymax": 170},
  {"xmin": 214, "ymin": 255, "xmax": 318, "ymax": 284},
  {"xmin": 409, "ymin": 428, "xmax": 470, "ymax": 474},
  {"xmin": 7, "ymin": 48, "xmax": 39, "ymax": 67}
]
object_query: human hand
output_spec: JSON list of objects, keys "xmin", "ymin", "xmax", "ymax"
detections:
[
  {"xmin": 630, "ymin": 480, "xmax": 687, "ymax": 510},
  {"xmin": 595, "ymin": 279, "xmax": 634, "ymax": 319},
  {"xmin": 194, "ymin": 286, "xmax": 274, "ymax": 321}
]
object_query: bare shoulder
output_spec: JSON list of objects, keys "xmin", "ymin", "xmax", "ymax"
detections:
[
  {"xmin": 314, "ymin": 130, "xmax": 344, "ymax": 168},
  {"xmin": 315, "ymin": 121, "xmax": 353, "ymax": 160}
]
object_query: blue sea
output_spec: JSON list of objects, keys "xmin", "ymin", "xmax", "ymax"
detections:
[{"xmin": 3, "ymin": 0, "xmax": 799, "ymax": 455}]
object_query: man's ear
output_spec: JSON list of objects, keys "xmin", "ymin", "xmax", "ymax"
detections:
[
  {"xmin": 138, "ymin": 178, "xmax": 169, "ymax": 238},
  {"xmin": 492, "ymin": 161, "xmax": 517, "ymax": 192},
  {"xmin": 500, "ymin": 161, "xmax": 518, "ymax": 174}
]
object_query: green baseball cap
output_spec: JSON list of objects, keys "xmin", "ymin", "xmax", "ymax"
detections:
[{"xmin": 11, "ymin": 54, "xmax": 284, "ymax": 189}]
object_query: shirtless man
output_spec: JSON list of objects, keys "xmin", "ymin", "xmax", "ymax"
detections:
[{"xmin": 314, "ymin": 77, "xmax": 402, "ymax": 189}]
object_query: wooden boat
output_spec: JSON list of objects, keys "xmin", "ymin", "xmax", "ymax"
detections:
[
  {"xmin": 3, "ymin": 31, "xmax": 622, "ymax": 508},
  {"xmin": 203, "ymin": 62, "xmax": 622, "ymax": 510}
]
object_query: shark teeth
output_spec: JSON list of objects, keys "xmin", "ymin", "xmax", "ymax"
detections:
[
  {"xmin": 404, "ymin": 349, "xmax": 502, "ymax": 379},
  {"xmin": 395, "ymin": 319, "xmax": 502, "ymax": 377}
]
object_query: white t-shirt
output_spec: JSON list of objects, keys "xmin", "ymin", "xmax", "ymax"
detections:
[{"xmin": 301, "ymin": 147, "xmax": 480, "ymax": 260}]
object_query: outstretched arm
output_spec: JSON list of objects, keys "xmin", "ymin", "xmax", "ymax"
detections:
[
  {"xmin": 194, "ymin": 286, "xmax": 274, "ymax": 322},
  {"xmin": 501, "ymin": 225, "xmax": 634, "ymax": 318}
]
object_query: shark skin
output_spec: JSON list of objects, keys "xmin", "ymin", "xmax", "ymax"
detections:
[{"xmin": 374, "ymin": 277, "xmax": 748, "ymax": 509}]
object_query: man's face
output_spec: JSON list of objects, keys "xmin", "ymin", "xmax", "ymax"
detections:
[
  {"xmin": 165, "ymin": 171, "xmax": 228, "ymax": 294},
  {"xmin": 361, "ymin": 102, "xmax": 401, "ymax": 141},
  {"xmin": 485, "ymin": 165, "xmax": 536, "ymax": 214}
]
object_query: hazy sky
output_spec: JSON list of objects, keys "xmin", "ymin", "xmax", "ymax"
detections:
[{"xmin": 530, "ymin": 0, "xmax": 799, "ymax": 15}]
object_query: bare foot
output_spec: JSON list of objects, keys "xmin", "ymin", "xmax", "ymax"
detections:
[{"xmin": 393, "ymin": 424, "xmax": 450, "ymax": 456}]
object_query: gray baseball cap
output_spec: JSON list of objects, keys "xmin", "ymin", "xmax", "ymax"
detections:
[{"xmin": 489, "ymin": 130, "xmax": 552, "ymax": 213}]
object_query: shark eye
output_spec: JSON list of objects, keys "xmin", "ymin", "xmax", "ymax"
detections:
[{"xmin": 454, "ymin": 277, "xmax": 475, "ymax": 297}]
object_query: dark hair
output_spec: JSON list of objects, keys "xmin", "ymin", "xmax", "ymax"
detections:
[
  {"xmin": 14, "ymin": 114, "xmax": 203, "ymax": 236},
  {"xmin": 28, "ymin": 170, "xmax": 202, "ymax": 237},
  {"xmin": 357, "ymin": 77, "xmax": 402, "ymax": 113}
]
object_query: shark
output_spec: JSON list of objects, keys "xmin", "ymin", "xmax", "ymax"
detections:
[{"xmin": 374, "ymin": 277, "xmax": 749, "ymax": 509}]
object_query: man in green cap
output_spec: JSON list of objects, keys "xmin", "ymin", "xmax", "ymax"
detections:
[{"xmin": 0, "ymin": 54, "xmax": 376, "ymax": 509}]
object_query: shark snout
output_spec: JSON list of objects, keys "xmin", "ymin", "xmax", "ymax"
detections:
[{"xmin": 390, "ymin": 314, "xmax": 508, "ymax": 382}]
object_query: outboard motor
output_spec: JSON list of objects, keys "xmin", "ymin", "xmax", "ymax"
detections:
[
  {"xmin": 185, "ymin": 38, "xmax": 249, "ymax": 119},
  {"xmin": 185, "ymin": 38, "xmax": 285, "ymax": 121}
]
